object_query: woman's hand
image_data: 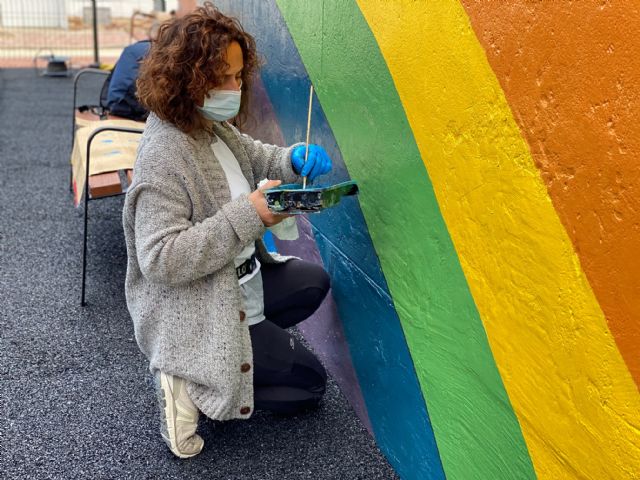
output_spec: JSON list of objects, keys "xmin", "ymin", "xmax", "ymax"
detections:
[
  {"xmin": 249, "ymin": 180, "xmax": 290, "ymax": 227},
  {"xmin": 291, "ymin": 144, "xmax": 332, "ymax": 181}
]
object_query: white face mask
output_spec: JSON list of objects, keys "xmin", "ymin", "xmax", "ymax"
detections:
[{"xmin": 197, "ymin": 85, "xmax": 242, "ymax": 122}]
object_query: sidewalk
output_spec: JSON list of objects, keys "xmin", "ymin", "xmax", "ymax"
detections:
[{"xmin": 0, "ymin": 68, "xmax": 398, "ymax": 480}]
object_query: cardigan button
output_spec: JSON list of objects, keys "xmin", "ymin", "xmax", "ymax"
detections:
[
  {"xmin": 240, "ymin": 406, "xmax": 251, "ymax": 415},
  {"xmin": 240, "ymin": 363, "xmax": 251, "ymax": 373},
  {"xmin": 239, "ymin": 311, "xmax": 246, "ymax": 322}
]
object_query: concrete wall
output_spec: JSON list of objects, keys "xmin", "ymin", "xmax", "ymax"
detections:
[
  {"xmin": 218, "ymin": 1, "xmax": 640, "ymax": 479},
  {"xmin": 1, "ymin": 0, "xmax": 67, "ymax": 28},
  {"xmin": 0, "ymin": 1, "xmax": 178, "ymax": 28},
  {"xmin": 64, "ymin": 1, "xmax": 156, "ymax": 19}
]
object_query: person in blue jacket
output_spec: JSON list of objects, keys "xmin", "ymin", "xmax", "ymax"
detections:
[{"xmin": 105, "ymin": 40, "xmax": 150, "ymax": 121}]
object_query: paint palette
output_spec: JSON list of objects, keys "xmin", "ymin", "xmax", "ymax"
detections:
[{"xmin": 264, "ymin": 180, "xmax": 359, "ymax": 214}]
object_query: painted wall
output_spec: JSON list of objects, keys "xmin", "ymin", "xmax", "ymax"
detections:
[{"xmin": 218, "ymin": 1, "xmax": 640, "ymax": 479}]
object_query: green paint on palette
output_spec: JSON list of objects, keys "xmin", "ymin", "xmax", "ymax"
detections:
[
  {"xmin": 274, "ymin": 1, "xmax": 536, "ymax": 478},
  {"xmin": 265, "ymin": 181, "xmax": 359, "ymax": 214}
]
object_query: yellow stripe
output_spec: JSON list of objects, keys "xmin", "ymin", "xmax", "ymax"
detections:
[{"xmin": 356, "ymin": 0, "xmax": 640, "ymax": 478}]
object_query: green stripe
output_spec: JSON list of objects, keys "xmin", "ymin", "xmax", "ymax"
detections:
[{"xmin": 275, "ymin": 1, "xmax": 535, "ymax": 478}]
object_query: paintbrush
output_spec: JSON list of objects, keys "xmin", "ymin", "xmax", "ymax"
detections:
[{"xmin": 302, "ymin": 84, "xmax": 314, "ymax": 189}]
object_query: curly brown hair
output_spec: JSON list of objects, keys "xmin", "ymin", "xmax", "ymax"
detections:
[{"xmin": 136, "ymin": 2, "xmax": 258, "ymax": 134}]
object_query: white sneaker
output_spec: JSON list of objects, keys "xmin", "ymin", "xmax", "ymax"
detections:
[{"xmin": 154, "ymin": 370, "xmax": 204, "ymax": 458}]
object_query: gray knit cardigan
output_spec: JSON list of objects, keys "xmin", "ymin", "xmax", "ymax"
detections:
[{"xmin": 122, "ymin": 113, "xmax": 299, "ymax": 421}]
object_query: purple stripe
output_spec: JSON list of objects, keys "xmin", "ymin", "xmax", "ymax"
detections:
[{"xmin": 244, "ymin": 76, "xmax": 372, "ymax": 434}]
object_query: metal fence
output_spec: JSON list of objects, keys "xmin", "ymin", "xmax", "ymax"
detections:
[{"xmin": 0, "ymin": 0, "xmax": 177, "ymax": 69}]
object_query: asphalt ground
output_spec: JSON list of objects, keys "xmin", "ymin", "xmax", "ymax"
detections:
[{"xmin": 0, "ymin": 68, "xmax": 398, "ymax": 480}]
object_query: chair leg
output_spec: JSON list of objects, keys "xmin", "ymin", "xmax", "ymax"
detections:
[
  {"xmin": 81, "ymin": 188, "xmax": 89, "ymax": 306},
  {"xmin": 79, "ymin": 126, "xmax": 142, "ymax": 306}
]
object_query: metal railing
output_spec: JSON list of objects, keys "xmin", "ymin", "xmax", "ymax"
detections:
[{"xmin": 0, "ymin": 0, "xmax": 176, "ymax": 69}]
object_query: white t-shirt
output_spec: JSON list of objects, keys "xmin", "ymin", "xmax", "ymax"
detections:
[{"xmin": 211, "ymin": 135, "xmax": 265, "ymax": 325}]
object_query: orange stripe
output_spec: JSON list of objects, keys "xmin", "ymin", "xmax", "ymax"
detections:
[{"xmin": 462, "ymin": 1, "xmax": 640, "ymax": 385}]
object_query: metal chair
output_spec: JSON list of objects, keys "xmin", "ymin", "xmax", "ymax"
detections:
[{"xmin": 70, "ymin": 68, "xmax": 144, "ymax": 306}]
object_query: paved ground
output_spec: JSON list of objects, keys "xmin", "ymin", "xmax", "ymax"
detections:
[{"xmin": 0, "ymin": 68, "xmax": 398, "ymax": 480}]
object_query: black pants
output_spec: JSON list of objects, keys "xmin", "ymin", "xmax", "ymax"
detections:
[{"xmin": 250, "ymin": 259, "xmax": 330, "ymax": 415}]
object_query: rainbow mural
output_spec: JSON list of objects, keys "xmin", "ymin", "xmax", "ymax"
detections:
[{"xmin": 217, "ymin": 1, "xmax": 640, "ymax": 479}]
